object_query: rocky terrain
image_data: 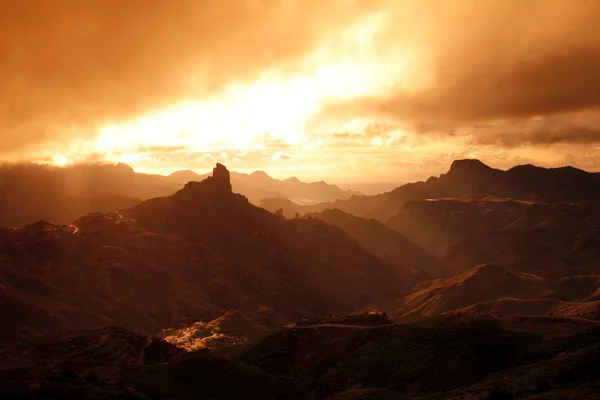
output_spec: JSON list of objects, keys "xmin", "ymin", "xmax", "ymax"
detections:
[
  {"xmin": 0, "ymin": 163, "xmax": 414, "ymax": 342},
  {"xmin": 2, "ymin": 159, "xmax": 600, "ymax": 399},
  {"xmin": 3, "ymin": 314, "xmax": 600, "ymax": 399}
]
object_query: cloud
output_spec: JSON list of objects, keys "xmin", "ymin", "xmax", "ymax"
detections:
[
  {"xmin": 467, "ymin": 110, "xmax": 600, "ymax": 147},
  {"xmin": 271, "ymin": 152, "xmax": 291, "ymax": 161},
  {"xmin": 251, "ymin": 133, "xmax": 291, "ymax": 150},
  {"xmin": 0, "ymin": 0, "xmax": 377, "ymax": 153},
  {"xmin": 316, "ymin": 0, "xmax": 600, "ymax": 144}
]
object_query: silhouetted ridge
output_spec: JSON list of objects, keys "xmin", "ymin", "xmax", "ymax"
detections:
[
  {"xmin": 310, "ymin": 159, "xmax": 600, "ymax": 221},
  {"xmin": 448, "ymin": 158, "xmax": 493, "ymax": 172},
  {"xmin": 175, "ymin": 163, "xmax": 233, "ymax": 202},
  {"xmin": 446, "ymin": 159, "xmax": 498, "ymax": 180}
]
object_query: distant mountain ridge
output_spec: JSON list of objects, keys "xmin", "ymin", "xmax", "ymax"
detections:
[
  {"xmin": 293, "ymin": 159, "xmax": 600, "ymax": 221},
  {"xmin": 0, "ymin": 162, "xmax": 360, "ymax": 227},
  {"xmin": 166, "ymin": 168, "xmax": 362, "ymax": 205},
  {"xmin": 0, "ymin": 163, "xmax": 167, "ymax": 227}
]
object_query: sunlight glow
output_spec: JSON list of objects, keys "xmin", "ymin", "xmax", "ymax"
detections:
[
  {"xmin": 51, "ymin": 155, "xmax": 70, "ymax": 166},
  {"xmin": 82, "ymin": 11, "xmax": 401, "ymax": 165}
]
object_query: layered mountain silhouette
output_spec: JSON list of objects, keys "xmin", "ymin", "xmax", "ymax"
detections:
[
  {"xmin": 0, "ymin": 162, "xmax": 358, "ymax": 227},
  {"xmin": 2, "ymin": 158, "xmax": 600, "ymax": 399},
  {"xmin": 298, "ymin": 159, "xmax": 600, "ymax": 221},
  {"xmin": 0, "ymin": 163, "xmax": 414, "ymax": 340},
  {"xmin": 305, "ymin": 208, "xmax": 440, "ymax": 276},
  {"xmin": 0, "ymin": 163, "xmax": 173, "ymax": 227},
  {"xmin": 167, "ymin": 168, "xmax": 361, "ymax": 205}
]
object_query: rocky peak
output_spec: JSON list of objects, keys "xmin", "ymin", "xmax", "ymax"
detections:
[
  {"xmin": 173, "ymin": 164, "xmax": 232, "ymax": 203},
  {"xmin": 448, "ymin": 159, "xmax": 492, "ymax": 175},
  {"xmin": 445, "ymin": 159, "xmax": 497, "ymax": 182},
  {"xmin": 211, "ymin": 163, "xmax": 232, "ymax": 192}
]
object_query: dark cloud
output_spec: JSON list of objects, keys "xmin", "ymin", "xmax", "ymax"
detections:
[
  {"xmin": 317, "ymin": 0, "xmax": 600, "ymax": 144},
  {"xmin": 0, "ymin": 0, "xmax": 376, "ymax": 153},
  {"xmin": 468, "ymin": 111, "xmax": 600, "ymax": 147}
]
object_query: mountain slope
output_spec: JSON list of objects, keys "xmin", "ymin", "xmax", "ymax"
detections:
[
  {"xmin": 386, "ymin": 197, "xmax": 545, "ymax": 259},
  {"xmin": 0, "ymin": 163, "xmax": 173, "ymax": 227},
  {"xmin": 449, "ymin": 298, "xmax": 600, "ymax": 321},
  {"xmin": 305, "ymin": 208, "xmax": 440, "ymax": 276},
  {"xmin": 440, "ymin": 201, "xmax": 600, "ymax": 277},
  {"xmin": 397, "ymin": 264, "xmax": 552, "ymax": 319},
  {"xmin": 0, "ymin": 164, "xmax": 414, "ymax": 340},
  {"xmin": 0, "ymin": 326, "xmax": 305, "ymax": 400},
  {"xmin": 125, "ymin": 164, "xmax": 414, "ymax": 313},
  {"xmin": 242, "ymin": 316, "xmax": 600, "ymax": 399}
]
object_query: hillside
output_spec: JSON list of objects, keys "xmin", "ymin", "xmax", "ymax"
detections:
[
  {"xmin": 305, "ymin": 208, "xmax": 440, "ymax": 276},
  {"xmin": 0, "ymin": 164, "xmax": 414, "ymax": 341},
  {"xmin": 440, "ymin": 202, "xmax": 600, "ymax": 277},
  {"xmin": 4, "ymin": 315, "xmax": 600, "ymax": 399},
  {"xmin": 0, "ymin": 326, "xmax": 304, "ymax": 399},
  {"xmin": 4, "ymin": 314, "xmax": 600, "ymax": 399},
  {"xmin": 397, "ymin": 264, "xmax": 552, "ymax": 319},
  {"xmin": 449, "ymin": 298, "xmax": 600, "ymax": 321},
  {"xmin": 0, "ymin": 163, "xmax": 173, "ymax": 227},
  {"xmin": 243, "ymin": 315, "xmax": 600, "ymax": 399},
  {"xmin": 158, "ymin": 309, "xmax": 273, "ymax": 354},
  {"xmin": 386, "ymin": 198, "xmax": 541, "ymax": 259}
]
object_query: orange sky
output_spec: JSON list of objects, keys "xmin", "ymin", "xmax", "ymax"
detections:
[{"xmin": 1, "ymin": 0, "xmax": 600, "ymax": 182}]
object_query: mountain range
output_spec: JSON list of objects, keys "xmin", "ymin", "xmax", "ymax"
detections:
[
  {"xmin": 281, "ymin": 159, "xmax": 600, "ymax": 220},
  {"xmin": 167, "ymin": 168, "xmax": 362, "ymax": 205},
  {"xmin": 0, "ymin": 164, "xmax": 413, "ymax": 342},
  {"xmin": 0, "ymin": 162, "xmax": 360, "ymax": 227},
  {"xmin": 2, "ymin": 159, "xmax": 600, "ymax": 399}
]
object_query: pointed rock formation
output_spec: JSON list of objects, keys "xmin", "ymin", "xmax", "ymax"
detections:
[
  {"xmin": 212, "ymin": 163, "xmax": 232, "ymax": 191},
  {"xmin": 174, "ymin": 163, "xmax": 233, "ymax": 202}
]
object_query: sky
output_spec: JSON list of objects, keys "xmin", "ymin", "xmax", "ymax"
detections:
[{"xmin": 1, "ymin": 0, "xmax": 600, "ymax": 183}]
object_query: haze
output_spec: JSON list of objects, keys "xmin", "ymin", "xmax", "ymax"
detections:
[{"xmin": 2, "ymin": 0, "xmax": 600, "ymax": 183}]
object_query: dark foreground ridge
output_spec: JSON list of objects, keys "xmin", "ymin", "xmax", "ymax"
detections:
[{"xmin": 3, "ymin": 315, "xmax": 600, "ymax": 399}]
